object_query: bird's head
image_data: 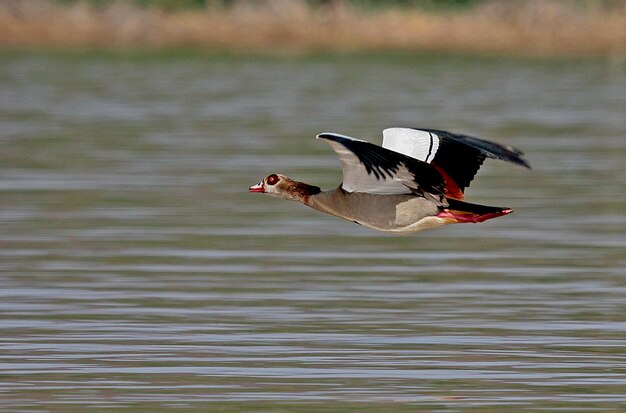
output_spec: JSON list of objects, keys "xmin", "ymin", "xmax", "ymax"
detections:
[{"xmin": 249, "ymin": 173, "xmax": 320, "ymax": 202}]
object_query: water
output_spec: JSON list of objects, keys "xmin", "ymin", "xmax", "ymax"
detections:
[{"xmin": 1, "ymin": 52, "xmax": 625, "ymax": 412}]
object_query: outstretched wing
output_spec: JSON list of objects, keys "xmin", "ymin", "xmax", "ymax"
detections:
[
  {"xmin": 382, "ymin": 128, "xmax": 530, "ymax": 197},
  {"xmin": 317, "ymin": 132, "xmax": 445, "ymax": 197}
]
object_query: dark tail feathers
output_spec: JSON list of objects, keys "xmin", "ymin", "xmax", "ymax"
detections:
[{"xmin": 441, "ymin": 198, "xmax": 513, "ymax": 223}]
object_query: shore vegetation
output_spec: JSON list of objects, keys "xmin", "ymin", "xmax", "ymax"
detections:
[{"xmin": 1, "ymin": 0, "xmax": 624, "ymax": 57}]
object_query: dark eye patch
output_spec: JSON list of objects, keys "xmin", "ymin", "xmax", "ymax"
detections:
[{"xmin": 266, "ymin": 174, "xmax": 279, "ymax": 185}]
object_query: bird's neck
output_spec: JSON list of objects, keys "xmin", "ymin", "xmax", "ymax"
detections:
[{"xmin": 285, "ymin": 180, "xmax": 321, "ymax": 204}]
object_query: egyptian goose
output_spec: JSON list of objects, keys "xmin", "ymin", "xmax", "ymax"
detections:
[{"xmin": 249, "ymin": 128, "xmax": 530, "ymax": 234}]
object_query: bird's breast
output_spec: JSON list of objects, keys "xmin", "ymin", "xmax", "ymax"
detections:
[{"xmin": 309, "ymin": 189, "xmax": 447, "ymax": 233}]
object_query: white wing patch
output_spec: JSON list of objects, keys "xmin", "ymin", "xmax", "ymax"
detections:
[
  {"xmin": 317, "ymin": 133, "xmax": 412, "ymax": 195},
  {"xmin": 382, "ymin": 128, "xmax": 440, "ymax": 163}
]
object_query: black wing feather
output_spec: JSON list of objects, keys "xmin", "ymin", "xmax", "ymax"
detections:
[
  {"xmin": 418, "ymin": 128, "xmax": 530, "ymax": 192},
  {"xmin": 318, "ymin": 133, "xmax": 446, "ymax": 196}
]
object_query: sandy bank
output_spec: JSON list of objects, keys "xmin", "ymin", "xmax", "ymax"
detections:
[{"xmin": 1, "ymin": 0, "xmax": 625, "ymax": 57}]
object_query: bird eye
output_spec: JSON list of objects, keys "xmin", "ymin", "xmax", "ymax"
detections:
[{"xmin": 266, "ymin": 174, "xmax": 279, "ymax": 185}]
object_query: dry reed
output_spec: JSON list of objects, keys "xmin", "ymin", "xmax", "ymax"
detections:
[{"xmin": 0, "ymin": 0, "xmax": 624, "ymax": 57}]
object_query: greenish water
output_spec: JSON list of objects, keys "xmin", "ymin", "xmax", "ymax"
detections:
[{"xmin": 1, "ymin": 52, "xmax": 625, "ymax": 412}]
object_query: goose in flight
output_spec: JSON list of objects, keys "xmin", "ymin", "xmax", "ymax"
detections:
[{"xmin": 249, "ymin": 128, "xmax": 530, "ymax": 234}]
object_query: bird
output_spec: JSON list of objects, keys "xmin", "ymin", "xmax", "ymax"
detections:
[{"xmin": 249, "ymin": 127, "xmax": 530, "ymax": 234}]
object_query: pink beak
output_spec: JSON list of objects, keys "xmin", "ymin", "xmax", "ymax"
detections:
[{"xmin": 249, "ymin": 182, "xmax": 265, "ymax": 193}]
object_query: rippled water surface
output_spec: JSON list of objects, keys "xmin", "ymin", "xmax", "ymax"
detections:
[{"xmin": 1, "ymin": 53, "xmax": 625, "ymax": 412}]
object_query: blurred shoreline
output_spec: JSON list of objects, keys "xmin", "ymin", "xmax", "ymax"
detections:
[{"xmin": 1, "ymin": 0, "xmax": 625, "ymax": 58}]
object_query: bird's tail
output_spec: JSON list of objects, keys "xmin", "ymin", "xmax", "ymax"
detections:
[{"xmin": 437, "ymin": 198, "xmax": 513, "ymax": 223}]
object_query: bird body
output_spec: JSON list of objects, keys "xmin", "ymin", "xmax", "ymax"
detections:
[
  {"xmin": 307, "ymin": 187, "xmax": 444, "ymax": 233},
  {"xmin": 249, "ymin": 128, "xmax": 530, "ymax": 234}
]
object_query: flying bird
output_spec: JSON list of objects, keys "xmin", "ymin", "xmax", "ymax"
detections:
[{"xmin": 249, "ymin": 128, "xmax": 530, "ymax": 234}]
